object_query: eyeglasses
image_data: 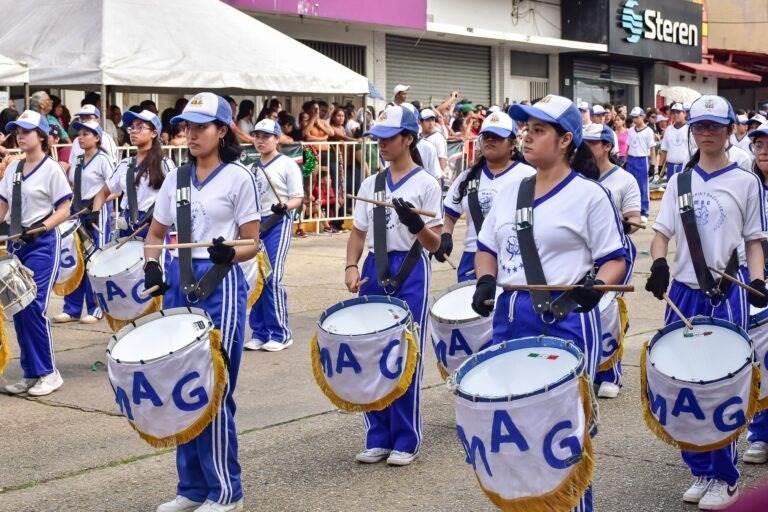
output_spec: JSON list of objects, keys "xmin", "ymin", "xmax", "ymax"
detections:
[
  {"xmin": 691, "ymin": 122, "xmax": 727, "ymax": 133},
  {"xmin": 752, "ymin": 141, "xmax": 768, "ymax": 154},
  {"xmin": 127, "ymin": 125, "xmax": 152, "ymax": 133}
]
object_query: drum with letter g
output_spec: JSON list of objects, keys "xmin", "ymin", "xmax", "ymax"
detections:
[
  {"xmin": 641, "ymin": 317, "xmax": 759, "ymax": 451},
  {"xmin": 311, "ymin": 296, "xmax": 419, "ymax": 412},
  {"xmin": 450, "ymin": 337, "xmax": 594, "ymax": 512},
  {"xmin": 106, "ymin": 307, "xmax": 227, "ymax": 447}
]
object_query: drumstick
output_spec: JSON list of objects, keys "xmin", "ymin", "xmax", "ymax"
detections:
[
  {"xmin": 663, "ymin": 292, "xmax": 694, "ymax": 331},
  {"xmin": 502, "ymin": 284, "xmax": 634, "ymax": 292},
  {"xmin": 0, "ymin": 225, "xmax": 48, "ymax": 243},
  {"xmin": 115, "ymin": 220, "xmax": 150, "ymax": 250},
  {"xmin": 708, "ymin": 266, "xmax": 767, "ymax": 298},
  {"xmin": 445, "ymin": 258, "xmax": 457, "ymax": 270},
  {"xmin": 624, "ymin": 218, "xmax": 646, "ymax": 229},
  {"xmin": 144, "ymin": 239, "xmax": 259, "ymax": 250},
  {"xmin": 348, "ymin": 195, "xmax": 437, "ymax": 218},
  {"xmin": 139, "ymin": 284, "xmax": 160, "ymax": 299},
  {"xmin": 257, "ymin": 166, "xmax": 285, "ymax": 205}
]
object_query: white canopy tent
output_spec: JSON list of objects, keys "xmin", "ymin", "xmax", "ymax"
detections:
[
  {"xmin": 0, "ymin": 0, "xmax": 368, "ymax": 95},
  {"xmin": 0, "ymin": 53, "xmax": 28, "ymax": 85}
]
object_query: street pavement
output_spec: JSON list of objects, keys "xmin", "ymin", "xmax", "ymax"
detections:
[{"xmin": 1, "ymin": 201, "xmax": 768, "ymax": 511}]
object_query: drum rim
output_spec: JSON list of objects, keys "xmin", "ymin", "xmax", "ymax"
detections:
[
  {"xmin": 318, "ymin": 295, "xmax": 412, "ymax": 336},
  {"xmin": 106, "ymin": 306, "xmax": 213, "ymax": 364},
  {"xmin": 57, "ymin": 219, "xmax": 81, "ymax": 239},
  {"xmin": 429, "ymin": 280, "xmax": 500, "ymax": 325},
  {"xmin": 450, "ymin": 336, "xmax": 584, "ymax": 403},
  {"xmin": 87, "ymin": 239, "xmax": 146, "ymax": 278},
  {"xmin": 751, "ymin": 306, "xmax": 768, "ymax": 329},
  {"xmin": 648, "ymin": 315, "xmax": 754, "ymax": 385}
]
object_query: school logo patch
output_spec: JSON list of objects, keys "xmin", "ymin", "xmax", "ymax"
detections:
[
  {"xmin": 704, "ymin": 99, "xmax": 715, "ymax": 111},
  {"xmin": 489, "ymin": 114, "xmax": 499, "ymax": 123},
  {"xmin": 499, "ymin": 223, "xmax": 523, "ymax": 275},
  {"xmin": 190, "ymin": 201, "xmax": 211, "ymax": 240},
  {"xmin": 189, "ymin": 95, "xmax": 205, "ymax": 106},
  {"xmin": 693, "ymin": 192, "xmax": 726, "ymax": 231},
  {"xmin": 478, "ymin": 189, "xmax": 495, "ymax": 216}
]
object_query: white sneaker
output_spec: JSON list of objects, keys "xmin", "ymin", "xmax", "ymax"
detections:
[
  {"xmin": 4, "ymin": 378, "xmax": 37, "ymax": 395},
  {"xmin": 683, "ymin": 476, "xmax": 712, "ymax": 503},
  {"xmin": 27, "ymin": 371, "xmax": 63, "ymax": 397},
  {"xmin": 194, "ymin": 500, "xmax": 243, "ymax": 512},
  {"xmin": 156, "ymin": 495, "xmax": 204, "ymax": 512},
  {"xmin": 355, "ymin": 448, "xmax": 391, "ymax": 463},
  {"xmin": 698, "ymin": 480, "xmax": 739, "ymax": 510},
  {"xmin": 744, "ymin": 441, "xmax": 768, "ymax": 464},
  {"xmin": 53, "ymin": 312, "xmax": 77, "ymax": 323},
  {"xmin": 243, "ymin": 339, "xmax": 264, "ymax": 351},
  {"xmin": 80, "ymin": 314, "xmax": 99, "ymax": 324},
  {"xmin": 386, "ymin": 450, "xmax": 418, "ymax": 466},
  {"xmin": 597, "ymin": 382, "xmax": 620, "ymax": 399},
  {"xmin": 261, "ymin": 339, "xmax": 294, "ymax": 352}
]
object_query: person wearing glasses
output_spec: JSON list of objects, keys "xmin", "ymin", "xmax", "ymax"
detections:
[{"xmin": 645, "ymin": 95, "xmax": 768, "ymax": 510}]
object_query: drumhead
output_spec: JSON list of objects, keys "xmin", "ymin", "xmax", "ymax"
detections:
[
  {"xmin": 0, "ymin": 255, "xmax": 19, "ymax": 278},
  {"xmin": 109, "ymin": 309, "xmax": 212, "ymax": 363},
  {"xmin": 649, "ymin": 319, "xmax": 752, "ymax": 382},
  {"xmin": 320, "ymin": 296, "xmax": 410, "ymax": 336},
  {"xmin": 455, "ymin": 337, "xmax": 582, "ymax": 400},
  {"xmin": 88, "ymin": 241, "xmax": 144, "ymax": 277},
  {"xmin": 431, "ymin": 282, "xmax": 502, "ymax": 323}
]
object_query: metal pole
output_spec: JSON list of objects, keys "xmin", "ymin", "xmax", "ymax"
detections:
[
  {"xmin": 24, "ymin": 82, "xmax": 29, "ymax": 109},
  {"xmin": 100, "ymin": 83, "xmax": 107, "ymax": 128}
]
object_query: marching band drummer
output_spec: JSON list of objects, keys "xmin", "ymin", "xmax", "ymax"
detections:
[
  {"xmin": 436, "ymin": 111, "xmax": 535, "ymax": 281},
  {"xmin": 471, "ymin": 95, "xmax": 628, "ymax": 512},
  {"xmin": 345, "ymin": 105, "xmax": 442, "ymax": 467},
  {"xmin": 645, "ymin": 95, "xmax": 767, "ymax": 510},
  {"xmin": 244, "ymin": 118, "xmax": 304, "ymax": 352},
  {"xmin": 583, "ymin": 123, "xmax": 641, "ymax": 399},
  {"xmin": 0, "ymin": 111, "xmax": 72, "ymax": 396},
  {"xmin": 53, "ymin": 118, "xmax": 114, "ymax": 325},
  {"xmin": 105, "ymin": 110, "xmax": 174, "ymax": 239},
  {"xmin": 143, "ymin": 92, "xmax": 261, "ymax": 512}
]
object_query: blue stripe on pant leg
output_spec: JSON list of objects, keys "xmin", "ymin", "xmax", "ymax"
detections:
[
  {"xmin": 627, "ymin": 156, "xmax": 649, "ymax": 217},
  {"xmin": 272, "ymin": 216, "xmax": 293, "ymax": 341},
  {"xmin": 457, "ymin": 251, "xmax": 475, "ymax": 282}
]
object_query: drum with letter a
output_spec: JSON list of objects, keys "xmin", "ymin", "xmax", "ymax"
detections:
[
  {"xmin": 641, "ymin": 317, "xmax": 759, "ymax": 451},
  {"xmin": 749, "ymin": 306, "xmax": 768, "ymax": 409},
  {"xmin": 311, "ymin": 295, "xmax": 419, "ymax": 412},
  {"xmin": 429, "ymin": 281, "xmax": 501, "ymax": 380},
  {"xmin": 450, "ymin": 337, "xmax": 594, "ymax": 512},
  {"xmin": 106, "ymin": 307, "xmax": 227, "ymax": 447},
  {"xmin": 88, "ymin": 239, "xmax": 162, "ymax": 331}
]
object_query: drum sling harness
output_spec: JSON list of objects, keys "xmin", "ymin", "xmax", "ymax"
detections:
[
  {"xmin": 10, "ymin": 159, "xmax": 52, "ymax": 239},
  {"xmin": 125, "ymin": 157, "xmax": 139, "ymax": 226},
  {"xmin": 677, "ymin": 169, "xmax": 737, "ymax": 297},
  {"xmin": 176, "ymin": 164, "xmax": 233, "ymax": 301},
  {"xmin": 516, "ymin": 176, "xmax": 580, "ymax": 321},
  {"xmin": 373, "ymin": 171, "xmax": 423, "ymax": 294},
  {"xmin": 466, "ymin": 177, "xmax": 485, "ymax": 235},
  {"xmin": 254, "ymin": 166, "xmax": 288, "ymax": 234}
]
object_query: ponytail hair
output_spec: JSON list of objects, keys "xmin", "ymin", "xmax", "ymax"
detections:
[
  {"xmin": 682, "ymin": 149, "xmax": 701, "ymax": 174},
  {"xmin": 570, "ymin": 141, "xmax": 600, "ymax": 181},
  {"xmin": 406, "ymin": 132, "xmax": 424, "ymax": 168},
  {"xmin": 453, "ymin": 135, "xmax": 523, "ymax": 203},
  {"xmin": 135, "ymin": 137, "xmax": 166, "ymax": 190}
]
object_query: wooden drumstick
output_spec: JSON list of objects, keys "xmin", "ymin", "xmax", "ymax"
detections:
[
  {"xmin": 663, "ymin": 292, "xmax": 694, "ymax": 331},
  {"xmin": 0, "ymin": 225, "xmax": 48, "ymax": 243},
  {"xmin": 348, "ymin": 195, "xmax": 437, "ymax": 218},
  {"xmin": 624, "ymin": 218, "xmax": 646, "ymax": 229},
  {"xmin": 139, "ymin": 284, "xmax": 160, "ymax": 299},
  {"xmin": 445, "ymin": 258, "xmax": 457, "ymax": 270},
  {"xmin": 708, "ymin": 266, "xmax": 767, "ymax": 298},
  {"xmin": 502, "ymin": 284, "xmax": 634, "ymax": 292},
  {"xmin": 115, "ymin": 220, "xmax": 150, "ymax": 250},
  {"xmin": 144, "ymin": 239, "xmax": 259, "ymax": 250}
]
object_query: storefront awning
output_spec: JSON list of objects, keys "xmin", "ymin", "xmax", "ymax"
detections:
[{"xmin": 671, "ymin": 61, "xmax": 762, "ymax": 82}]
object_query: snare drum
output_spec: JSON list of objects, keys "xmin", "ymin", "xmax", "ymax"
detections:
[
  {"xmin": 311, "ymin": 296, "xmax": 419, "ymax": 412},
  {"xmin": 642, "ymin": 317, "xmax": 759, "ymax": 451},
  {"xmin": 88, "ymin": 239, "xmax": 162, "ymax": 331},
  {"xmin": 54, "ymin": 220, "xmax": 85, "ymax": 296},
  {"xmin": 450, "ymin": 337, "xmax": 593, "ymax": 511},
  {"xmin": 429, "ymin": 281, "xmax": 501, "ymax": 380},
  {"xmin": 749, "ymin": 306, "xmax": 768, "ymax": 409},
  {"xmin": 106, "ymin": 307, "xmax": 227, "ymax": 447},
  {"xmin": 597, "ymin": 292, "xmax": 629, "ymax": 372},
  {"xmin": 0, "ymin": 255, "xmax": 37, "ymax": 318}
]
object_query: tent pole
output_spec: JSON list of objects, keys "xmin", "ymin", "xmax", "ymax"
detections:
[
  {"xmin": 100, "ymin": 84, "xmax": 108, "ymax": 127},
  {"xmin": 24, "ymin": 83, "xmax": 29, "ymax": 109}
]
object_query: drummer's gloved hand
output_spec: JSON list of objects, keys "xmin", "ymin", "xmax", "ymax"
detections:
[
  {"xmin": 621, "ymin": 219, "xmax": 633, "ymax": 235},
  {"xmin": 143, "ymin": 260, "xmax": 168, "ymax": 297},
  {"xmin": 571, "ymin": 277, "xmax": 604, "ymax": 312},
  {"xmin": 20, "ymin": 221, "xmax": 46, "ymax": 244},
  {"xmin": 433, "ymin": 233, "xmax": 453, "ymax": 263},
  {"xmin": 472, "ymin": 274, "xmax": 497, "ymax": 317},
  {"xmin": 86, "ymin": 209, "xmax": 100, "ymax": 226},
  {"xmin": 748, "ymin": 279, "xmax": 768, "ymax": 308},
  {"xmin": 645, "ymin": 257, "xmax": 670, "ymax": 300},
  {"xmin": 271, "ymin": 202, "xmax": 288, "ymax": 216},
  {"xmin": 392, "ymin": 198, "xmax": 425, "ymax": 234},
  {"xmin": 208, "ymin": 236, "xmax": 236, "ymax": 265}
]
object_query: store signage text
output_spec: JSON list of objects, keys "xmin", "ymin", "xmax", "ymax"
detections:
[{"xmin": 621, "ymin": 0, "xmax": 698, "ymax": 47}]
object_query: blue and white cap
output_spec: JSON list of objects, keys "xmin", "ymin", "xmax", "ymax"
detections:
[
  {"xmin": 77, "ymin": 104, "xmax": 101, "ymax": 119},
  {"xmin": 583, "ymin": 123, "xmax": 615, "ymax": 145},
  {"xmin": 480, "ymin": 111, "xmax": 516, "ymax": 138},
  {"xmin": 688, "ymin": 95, "xmax": 737, "ymax": 126},
  {"xmin": 749, "ymin": 122, "xmax": 768, "ymax": 140},
  {"xmin": 509, "ymin": 94, "xmax": 583, "ymax": 146},
  {"xmin": 365, "ymin": 105, "xmax": 419, "ymax": 139},
  {"xmin": 749, "ymin": 113, "xmax": 767, "ymax": 126},
  {"xmin": 629, "ymin": 107, "xmax": 645, "ymax": 118},
  {"xmin": 590, "ymin": 104, "xmax": 606, "ymax": 116},
  {"xmin": 737, "ymin": 114, "xmax": 749, "ymax": 125},
  {"xmin": 122, "ymin": 110, "xmax": 161, "ymax": 133},
  {"xmin": 5, "ymin": 109, "xmax": 50, "ymax": 133},
  {"xmin": 419, "ymin": 108, "xmax": 436, "ymax": 120},
  {"xmin": 577, "ymin": 101, "xmax": 589, "ymax": 112},
  {"xmin": 171, "ymin": 92, "xmax": 232, "ymax": 125},
  {"xmin": 488, "ymin": 105, "xmax": 501, "ymax": 113},
  {"xmin": 670, "ymin": 102, "xmax": 685, "ymax": 112},
  {"xmin": 251, "ymin": 118, "xmax": 282, "ymax": 136},
  {"xmin": 72, "ymin": 119, "xmax": 103, "ymax": 138}
]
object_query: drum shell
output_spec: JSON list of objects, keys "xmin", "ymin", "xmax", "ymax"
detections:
[
  {"xmin": 54, "ymin": 220, "xmax": 85, "ymax": 295},
  {"xmin": 0, "ymin": 256, "xmax": 37, "ymax": 318},
  {"xmin": 88, "ymin": 240, "xmax": 153, "ymax": 322},
  {"xmin": 749, "ymin": 306, "xmax": 768, "ymax": 406}
]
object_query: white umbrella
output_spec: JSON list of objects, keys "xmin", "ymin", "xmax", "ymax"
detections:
[{"xmin": 658, "ymin": 86, "xmax": 702, "ymax": 104}]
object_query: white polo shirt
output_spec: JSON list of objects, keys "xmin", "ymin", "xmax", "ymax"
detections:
[
  {"xmin": 599, "ymin": 165, "xmax": 642, "ymax": 215},
  {"xmin": 68, "ymin": 151, "xmax": 113, "ymax": 203},
  {"xmin": 628, "ymin": 126, "xmax": 656, "ymax": 158},
  {"xmin": 0, "ymin": 157, "xmax": 72, "ymax": 226},
  {"xmin": 252, "ymin": 154, "xmax": 304, "ymax": 216},
  {"xmin": 660, "ymin": 124, "xmax": 694, "ymax": 164},
  {"xmin": 108, "ymin": 157, "xmax": 175, "ymax": 211}
]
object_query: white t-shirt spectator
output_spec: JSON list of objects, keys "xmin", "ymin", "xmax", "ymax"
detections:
[
  {"xmin": 345, "ymin": 118, "xmax": 361, "ymax": 138},
  {"xmin": 424, "ymin": 131, "xmax": 448, "ymax": 162},
  {"xmin": 237, "ymin": 118, "xmax": 254, "ymax": 135}
]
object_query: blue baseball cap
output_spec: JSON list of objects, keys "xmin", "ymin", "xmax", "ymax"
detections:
[
  {"xmin": 509, "ymin": 94, "xmax": 583, "ymax": 146},
  {"xmin": 6, "ymin": 110, "xmax": 50, "ymax": 133},
  {"xmin": 72, "ymin": 119, "xmax": 103, "ymax": 139},
  {"xmin": 171, "ymin": 92, "xmax": 232, "ymax": 125},
  {"xmin": 480, "ymin": 111, "xmax": 516, "ymax": 138},
  {"xmin": 122, "ymin": 110, "xmax": 162, "ymax": 133},
  {"xmin": 365, "ymin": 105, "xmax": 419, "ymax": 139},
  {"xmin": 77, "ymin": 104, "xmax": 101, "ymax": 119},
  {"xmin": 251, "ymin": 118, "xmax": 282, "ymax": 136},
  {"xmin": 583, "ymin": 123, "xmax": 615, "ymax": 145},
  {"xmin": 688, "ymin": 95, "xmax": 737, "ymax": 126}
]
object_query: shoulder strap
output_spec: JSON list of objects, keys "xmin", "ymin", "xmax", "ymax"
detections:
[
  {"xmin": 466, "ymin": 175, "xmax": 484, "ymax": 234},
  {"xmin": 176, "ymin": 163, "xmax": 195, "ymax": 293},
  {"xmin": 677, "ymin": 169, "xmax": 720, "ymax": 295},
  {"xmin": 126, "ymin": 157, "xmax": 139, "ymax": 225},
  {"xmin": 373, "ymin": 171, "xmax": 391, "ymax": 288},
  {"xmin": 72, "ymin": 155, "xmax": 85, "ymax": 211},
  {"xmin": 515, "ymin": 176, "xmax": 552, "ymax": 314},
  {"xmin": 10, "ymin": 159, "xmax": 25, "ymax": 236}
]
